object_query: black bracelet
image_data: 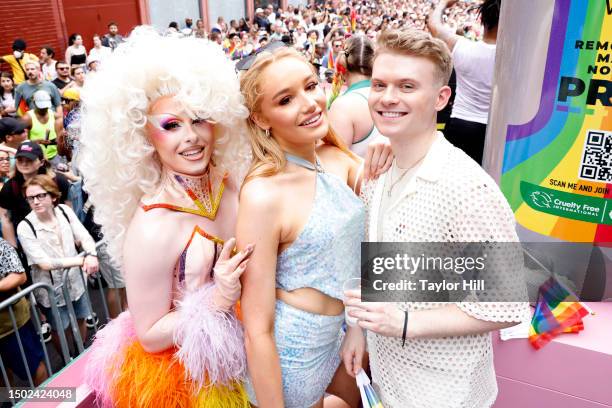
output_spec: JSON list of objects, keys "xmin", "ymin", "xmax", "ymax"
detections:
[{"xmin": 402, "ymin": 310, "xmax": 408, "ymax": 348}]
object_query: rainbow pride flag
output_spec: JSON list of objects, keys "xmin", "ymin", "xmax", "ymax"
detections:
[
  {"xmin": 327, "ymin": 61, "xmax": 346, "ymax": 109},
  {"xmin": 350, "ymin": 9, "xmax": 357, "ymax": 33},
  {"xmin": 528, "ymin": 276, "xmax": 592, "ymax": 349},
  {"xmin": 16, "ymin": 98, "xmax": 28, "ymax": 117},
  {"xmin": 327, "ymin": 49, "xmax": 335, "ymax": 70}
]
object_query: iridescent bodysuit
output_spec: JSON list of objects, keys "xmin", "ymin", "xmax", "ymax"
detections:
[{"xmin": 86, "ymin": 169, "xmax": 248, "ymax": 408}]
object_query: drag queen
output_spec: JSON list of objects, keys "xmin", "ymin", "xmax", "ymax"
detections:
[{"xmin": 79, "ymin": 27, "xmax": 252, "ymax": 407}]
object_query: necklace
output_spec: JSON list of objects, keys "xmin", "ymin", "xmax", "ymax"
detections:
[
  {"xmin": 142, "ymin": 169, "xmax": 226, "ymax": 220},
  {"xmin": 175, "ymin": 170, "xmax": 225, "ymax": 220},
  {"xmin": 387, "ymin": 158, "xmax": 424, "ymax": 197}
]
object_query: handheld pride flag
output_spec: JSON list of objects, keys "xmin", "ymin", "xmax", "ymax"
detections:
[
  {"xmin": 528, "ymin": 276, "xmax": 592, "ymax": 349},
  {"xmin": 327, "ymin": 62, "xmax": 346, "ymax": 109},
  {"xmin": 327, "ymin": 49, "xmax": 335, "ymax": 70},
  {"xmin": 356, "ymin": 369, "xmax": 384, "ymax": 408},
  {"xmin": 350, "ymin": 9, "xmax": 357, "ymax": 33},
  {"xmin": 16, "ymin": 98, "xmax": 29, "ymax": 117}
]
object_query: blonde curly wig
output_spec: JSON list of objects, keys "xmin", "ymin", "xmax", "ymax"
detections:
[{"xmin": 78, "ymin": 26, "xmax": 250, "ymax": 266}]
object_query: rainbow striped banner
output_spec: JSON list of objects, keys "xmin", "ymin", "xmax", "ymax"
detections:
[
  {"xmin": 529, "ymin": 277, "xmax": 591, "ymax": 349},
  {"xmin": 327, "ymin": 49, "xmax": 335, "ymax": 70},
  {"xmin": 501, "ymin": 0, "xmax": 612, "ymax": 244}
]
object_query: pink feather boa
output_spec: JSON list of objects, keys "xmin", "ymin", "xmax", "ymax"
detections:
[{"xmin": 173, "ymin": 282, "xmax": 246, "ymax": 388}]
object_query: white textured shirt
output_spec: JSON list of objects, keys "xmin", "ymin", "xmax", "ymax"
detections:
[{"xmin": 361, "ymin": 133, "xmax": 530, "ymax": 408}]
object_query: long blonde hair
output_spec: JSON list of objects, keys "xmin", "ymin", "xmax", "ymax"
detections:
[{"xmin": 240, "ymin": 47, "xmax": 354, "ymax": 183}]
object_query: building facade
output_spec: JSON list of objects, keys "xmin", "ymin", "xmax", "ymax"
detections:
[{"xmin": 1, "ymin": 0, "xmax": 312, "ymax": 66}]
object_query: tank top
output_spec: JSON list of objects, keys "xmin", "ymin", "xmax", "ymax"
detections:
[
  {"xmin": 28, "ymin": 110, "xmax": 57, "ymax": 159},
  {"xmin": 70, "ymin": 52, "xmax": 87, "ymax": 66},
  {"xmin": 342, "ymin": 80, "xmax": 386, "ymax": 158},
  {"xmin": 1, "ymin": 92, "xmax": 15, "ymax": 117},
  {"xmin": 275, "ymin": 154, "xmax": 365, "ymax": 300}
]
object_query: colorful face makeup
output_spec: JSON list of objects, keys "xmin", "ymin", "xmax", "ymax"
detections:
[
  {"xmin": 146, "ymin": 96, "xmax": 216, "ymax": 177},
  {"xmin": 148, "ymin": 113, "xmax": 216, "ymax": 139}
]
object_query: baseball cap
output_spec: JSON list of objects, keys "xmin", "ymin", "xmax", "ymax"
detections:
[
  {"xmin": 33, "ymin": 90, "xmax": 52, "ymax": 109},
  {"xmin": 255, "ymin": 7, "xmax": 264, "ymax": 13},
  {"xmin": 15, "ymin": 141, "xmax": 44, "ymax": 161},
  {"xmin": 0, "ymin": 117, "xmax": 27, "ymax": 140},
  {"xmin": 87, "ymin": 55, "xmax": 100, "ymax": 67},
  {"xmin": 62, "ymin": 88, "xmax": 80, "ymax": 101}
]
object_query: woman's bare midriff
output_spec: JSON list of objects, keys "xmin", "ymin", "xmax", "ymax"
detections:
[{"xmin": 276, "ymin": 287, "xmax": 344, "ymax": 316}]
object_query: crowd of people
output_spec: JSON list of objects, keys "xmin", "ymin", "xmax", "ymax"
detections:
[
  {"xmin": 0, "ymin": 21, "xmax": 128, "ymax": 388},
  {"xmin": 160, "ymin": 1, "xmax": 483, "ymax": 70},
  {"xmin": 0, "ymin": 1, "xmax": 524, "ymax": 407}
]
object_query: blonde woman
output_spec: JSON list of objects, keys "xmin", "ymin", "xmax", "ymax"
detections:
[{"xmin": 237, "ymin": 47, "xmax": 389, "ymax": 408}]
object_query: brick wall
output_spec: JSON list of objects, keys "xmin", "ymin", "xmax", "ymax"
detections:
[{"xmin": 0, "ymin": 0, "xmax": 67, "ymax": 70}]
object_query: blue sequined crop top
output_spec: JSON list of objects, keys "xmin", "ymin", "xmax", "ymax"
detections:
[{"xmin": 276, "ymin": 154, "xmax": 365, "ymax": 300}]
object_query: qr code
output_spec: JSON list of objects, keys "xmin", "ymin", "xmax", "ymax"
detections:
[{"xmin": 579, "ymin": 130, "xmax": 612, "ymax": 182}]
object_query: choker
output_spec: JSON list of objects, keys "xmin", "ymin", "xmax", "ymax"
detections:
[{"xmin": 141, "ymin": 168, "xmax": 226, "ymax": 220}]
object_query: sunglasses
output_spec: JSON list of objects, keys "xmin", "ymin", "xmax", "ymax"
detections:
[
  {"xmin": 26, "ymin": 192, "xmax": 49, "ymax": 203},
  {"xmin": 57, "ymin": 67, "xmax": 70, "ymax": 71},
  {"xmin": 0, "ymin": 157, "xmax": 10, "ymax": 162}
]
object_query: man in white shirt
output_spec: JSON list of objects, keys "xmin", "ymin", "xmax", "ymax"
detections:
[
  {"xmin": 89, "ymin": 34, "xmax": 111, "ymax": 64},
  {"xmin": 428, "ymin": 0, "xmax": 500, "ymax": 164},
  {"xmin": 266, "ymin": 4, "xmax": 276, "ymax": 25},
  {"xmin": 39, "ymin": 47, "xmax": 57, "ymax": 81},
  {"xmin": 341, "ymin": 28, "xmax": 529, "ymax": 408}
]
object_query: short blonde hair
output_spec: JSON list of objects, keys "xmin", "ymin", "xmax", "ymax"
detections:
[{"xmin": 374, "ymin": 29, "xmax": 452, "ymax": 86}]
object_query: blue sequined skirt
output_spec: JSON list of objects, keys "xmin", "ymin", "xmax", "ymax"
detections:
[{"xmin": 246, "ymin": 300, "xmax": 344, "ymax": 408}]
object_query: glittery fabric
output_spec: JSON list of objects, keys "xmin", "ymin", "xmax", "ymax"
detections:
[
  {"xmin": 246, "ymin": 301, "xmax": 345, "ymax": 408},
  {"xmin": 275, "ymin": 158, "xmax": 365, "ymax": 300},
  {"xmin": 246, "ymin": 154, "xmax": 365, "ymax": 407}
]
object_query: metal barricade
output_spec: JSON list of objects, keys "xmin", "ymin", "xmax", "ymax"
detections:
[
  {"xmin": 60, "ymin": 241, "xmax": 125, "ymax": 354},
  {"xmin": 0, "ymin": 283, "xmax": 71, "ymax": 406},
  {"xmin": 0, "ymin": 241, "xmax": 126, "ymax": 405}
]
